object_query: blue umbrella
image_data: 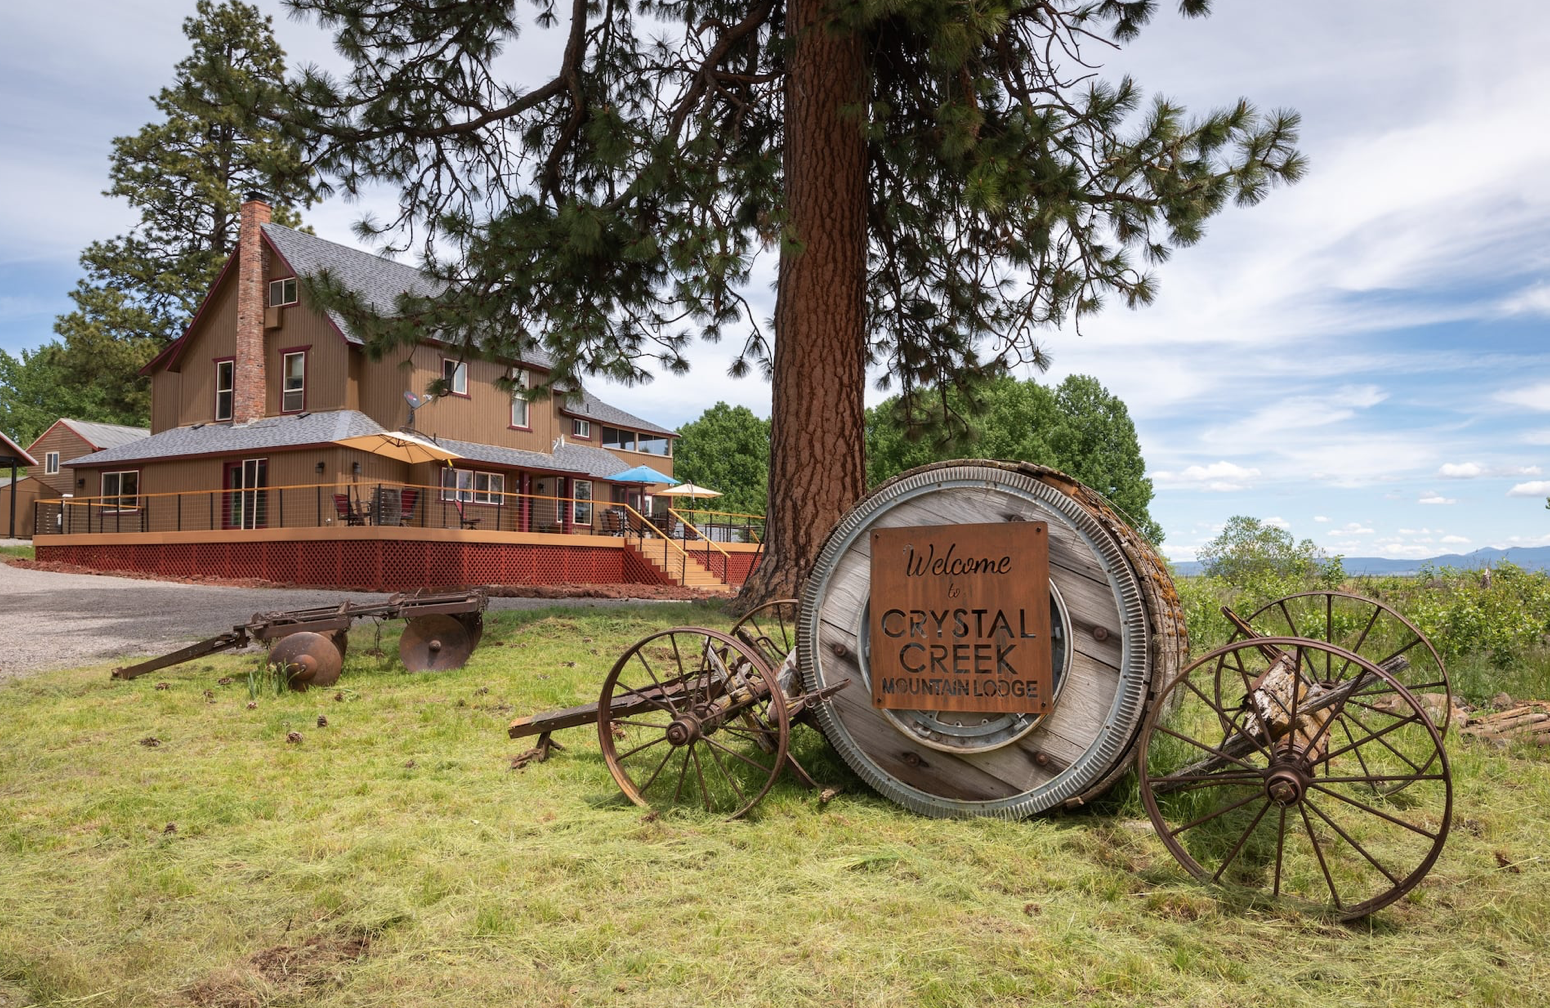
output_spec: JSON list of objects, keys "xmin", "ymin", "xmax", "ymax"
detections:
[{"xmin": 609, "ymin": 464, "xmax": 674, "ymax": 484}]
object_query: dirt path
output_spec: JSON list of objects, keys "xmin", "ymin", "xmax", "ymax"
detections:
[{"xmin": 0, "ymin": 563, "xmax": 684, "ymax": 681}]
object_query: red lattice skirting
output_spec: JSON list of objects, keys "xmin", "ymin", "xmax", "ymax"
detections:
[{"xmin": 36, "ymin": 539, "xmax": 708, "ymax": 592}]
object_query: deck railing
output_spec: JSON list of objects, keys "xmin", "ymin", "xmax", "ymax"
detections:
[{"xmin": 30, "ymin": 481, "xmax": 712, "ymax": 538}]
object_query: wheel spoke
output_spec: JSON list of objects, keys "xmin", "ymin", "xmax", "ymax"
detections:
[
  {"xmin": 1303, "ymin": 795, "xmax": 1405, "ymax": 887},
  {"xmin": 1298, "ymin": 800, "xmax": 1343, "ymax": 911},
  {"xmin": 1209, "ymin": 797, "xmax": 1275, "ymax": 883},
  {"xmin": 1307, "ymin": 782, "xmax": 1441, "ymax": 840}
]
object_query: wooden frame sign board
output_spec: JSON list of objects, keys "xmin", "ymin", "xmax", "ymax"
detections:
[{"xmin": 868, "ymin": 522, "xmax": 1053, "ymax": 713}]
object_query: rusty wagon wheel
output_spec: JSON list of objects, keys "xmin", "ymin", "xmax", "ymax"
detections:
[
  {"xmin": 1139, "ymin": 637, "xmax": 1451, "ymax": 921},
  {"xmin": 1233, "ymin": 591, "xmax": 1452, "ymax": 731},
  {"xmin": 731, "ymin": 599, "xmax": 799, "ymax": 669},
  {"xmin": 597, "ymin": 628, "xmax": 790, "ymax": 819}
]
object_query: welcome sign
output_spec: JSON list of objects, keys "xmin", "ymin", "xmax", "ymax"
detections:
[{"xmin": 868, "ymin": 523, "xmax": 1053, "ymax": 714}]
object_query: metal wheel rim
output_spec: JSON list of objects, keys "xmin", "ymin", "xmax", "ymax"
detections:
[
  {"xmin": 1233, "ymin": 591, "xmax": 1451, "ymax": 731},
  {"xmin": 1139, "ymin": 636, "xmax": 1451, "ymax": 920},
  {"xmin": 731, "ymin": 599, "xmax": 800, "ymax": 670},
  {"xmin": 597, "ymin": 628, "xmax": 790, "ymax": 819}
]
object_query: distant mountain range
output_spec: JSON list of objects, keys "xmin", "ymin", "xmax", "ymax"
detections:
[{"xmin": 1172, "ymin": 546, "xmax": 1550, "ymax": 578}]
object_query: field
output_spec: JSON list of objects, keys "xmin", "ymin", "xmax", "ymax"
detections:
[{"xmin": 1, "ymin": 577, "xmax": 1549, "ymax": 1007}]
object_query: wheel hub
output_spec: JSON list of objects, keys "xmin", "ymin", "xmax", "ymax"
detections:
[
  {"xmin": 1264, "ymin": 764, "xmax": 1309, "ymax": 806},
  {"xmin": 666, "ymin": 714, "xmax": 703, "ymax": 747}
]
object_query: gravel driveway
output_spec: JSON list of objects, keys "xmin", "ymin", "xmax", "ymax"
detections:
[{"xmin": 0, "ymin": 563, "xmax": 677, "ymax": 681}]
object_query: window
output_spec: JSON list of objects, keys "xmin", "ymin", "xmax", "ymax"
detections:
[
  {"xmin": 509, "ymin": 369, "xmax": 530, "ymax": 428},
  {"xmin": 102, "ymin": 470, "xmax": 140, "ymax": 511},
  {"xmin": 44, "ymin": 452, "xmax": 60, "ymax": 475},
  {"xmin": 572, "ymin": 479, "xmax": 593, "ymax": 525},
  {"xmin": 440, "ymin": 468, "xmax": 504, "ymax": 504},
  {"xmin": 572, "ymin": 418, "xmax": 591, "ymax": 439},
  {"xmin": 441, "ymin": 467, "xmax": 472, "ymax": 503},
  {"xmin": 281, "ymin": 350, "xmax": 306, "ymax": 412},
  {"xmin": 636, "ymin": 432, "xmax": 671, "ymax": 457},
  {"xmin": 602, "ymin": 426, "xmax": 635, "ymax": 452},
  {"xmin": 268, "ymin": 277, "xmax": 297, "ymax": 307},
  {"xmin": 442, "ymin": 358, "xmax": 468, "ymax": 396},
  {"xmin": 214, "ymin": 359, "xmax": 234, "ymax": 421}
]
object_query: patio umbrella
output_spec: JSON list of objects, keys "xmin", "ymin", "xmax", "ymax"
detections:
[
  {"xmin": 658, "ymin": 482, "xmax": 722, "ymax": 498},
  {"xmin": 609, "ymin": 464, "xmax": 674, "ymax": 484},
  {"xmin": 333, "ymin": 431, "xmax": 462, "ymax": 465}
]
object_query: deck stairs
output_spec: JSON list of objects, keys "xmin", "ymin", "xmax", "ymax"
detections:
[{"xmin": 628, "ymin": 537, "xmax": 726, "ymax": 588}]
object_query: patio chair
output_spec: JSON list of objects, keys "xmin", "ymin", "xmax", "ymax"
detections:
[
  {"xmin": 453, "ymin": 498, "xmax": 481, "ymax": 530},
  {"xmin": 398, "ymin": 488, "xmax": 420, "ymax": 525},
  {"xmin": 333, "ymin": 493, "xmax": 366, "ymax": 526}
]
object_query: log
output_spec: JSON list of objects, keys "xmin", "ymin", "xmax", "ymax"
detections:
[{"xmin": 797, "ymin": 460, "xmax": 1187, "ymax": 818}]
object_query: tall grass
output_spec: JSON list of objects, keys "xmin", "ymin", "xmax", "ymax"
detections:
[{"xmin": 0, "ymin": 599, "xmax": 1547, "ymax": 1006}]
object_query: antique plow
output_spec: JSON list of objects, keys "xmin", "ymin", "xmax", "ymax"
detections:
[
  {"xmin": 1136, "ymin": 593, "xmax": 1453, "ymax": 920},
  {"xmin": 506, "ymin": 601, "xmax": 845, "ymax": 818},
  {"xmin": 113, "ymin": 589, "xmax": 489, "ymax": 689}
]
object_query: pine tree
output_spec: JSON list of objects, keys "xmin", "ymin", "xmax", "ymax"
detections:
[
  {"xmin": 286, "ymin": 0, "xmax": 1304, "ymax": 604},
  {"xmin": 47, "ymin": 0, "xmax": 317, "ymax": 423}
]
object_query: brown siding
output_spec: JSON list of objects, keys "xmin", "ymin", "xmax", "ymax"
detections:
[
  {"xmin": 151, "ymin": 371, "xmax": 182, "ymax": 432},
  {"xmin": 27, "ymin": 423, "xmax": 98, "ymax": 498},
  {"xmin": 0, "ymin": 477, "xmax": 42, "ymax": 538},
  {"xmin": 173, "ymin": 272, "xmax": 238, "ymax": 427}
]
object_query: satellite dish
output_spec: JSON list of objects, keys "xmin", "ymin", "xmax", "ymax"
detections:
[{"xmin": 404, "ymin": 390, "xmax": 425, "ymax": 409}]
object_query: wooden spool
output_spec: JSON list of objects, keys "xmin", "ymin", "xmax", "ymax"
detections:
[{"xmin": 797, "ymin": 460, "xmax": 1187, "ymax": 819}]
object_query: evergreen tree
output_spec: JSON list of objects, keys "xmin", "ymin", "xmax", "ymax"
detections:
[
  {"xmin": 286, "ymin": 0, "xmax": 1303, "ymax": 604},
  {"xmin": 48, "ymin": 0, "xmax": 317, "ymax": 424},
  {"xmin": 866, "ymin": 373, "xmax": 1162, "ymax": 542}
]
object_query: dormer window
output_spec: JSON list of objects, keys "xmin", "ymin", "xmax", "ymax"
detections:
[
  {"xmin": 572, "ymin": 418, "xmax": 591, "ymax": 439},
  {"xmin": 268, "ymin": 277, "xmax": 297, "ymax": 307},
  {"xmin": 442, "ymin": 358, "xmax": 469, "ymax": 397}
]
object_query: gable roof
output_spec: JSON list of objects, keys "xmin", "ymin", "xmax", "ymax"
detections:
[
  {"xmin": 261, "ymin": 224, "xmax": 445, "ymax": 347},
  {"xmin": 0, "ymin": 431, "xmax": 38, "ymax": 467},
  {"xmin": 50, "ymin": 418, "xmax": 149, "ymax": 452}
]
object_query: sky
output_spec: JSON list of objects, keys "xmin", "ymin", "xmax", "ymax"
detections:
[{"xmin": 1, "ymin": 1, "xmax": 1547, "ymax": 562}]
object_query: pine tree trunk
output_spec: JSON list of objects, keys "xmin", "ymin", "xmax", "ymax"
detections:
[{"xmin": 734, "ymin": 0, "xmax": 868, "ymax": 612}]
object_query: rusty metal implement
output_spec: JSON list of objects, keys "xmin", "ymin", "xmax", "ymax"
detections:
[{"xmin": 112, "ymin": 589, "xmax": 489, "ymax": 682}]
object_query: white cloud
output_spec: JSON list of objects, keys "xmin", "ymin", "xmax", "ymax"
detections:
[
  {"xmin": 1438, "ymin": 462, "xmax": 1483, "ymax": 478},
  {"xmin": 1313, "ymin": 515, "xmax": 1329, "ymax": 523},
  {"xmin": 1150, "ymin": 461, "xmax": 1262, "ymax": 492},
  {"xmin": 1329, "ymin": 523, "xmax": 1375, "ymax": 537},
  {"xmin": 1507, "ymin": 480, "xmax": 1550, "ymax": 498},
  {"xmin": 1263, "ymin": 516, "xmax": 1291, "ymax": 529},
  {"xmin": 1441, "ymin": 535, "xmax": 1471, "ymax": 544},
  {"xmin": 1497, "ymin": 382, "xmax": 1550, "ymax": 412},
  {"xmin": 1419, "ymin": 492, "xmax": 1457, "ymax": 505},
  {"xmin": 1499, "ymin": 282, "xmax": 1550, "ymax": 317}
]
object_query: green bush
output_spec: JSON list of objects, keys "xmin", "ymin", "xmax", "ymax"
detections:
[{"xmin": 1400, "ymin": 563, "xmax": 1550, "ymax": 668}]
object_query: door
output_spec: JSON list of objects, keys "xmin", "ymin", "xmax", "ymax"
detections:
[{"xmin": 223, "ymin": 458, "xmax": 268, "ymax": 530}]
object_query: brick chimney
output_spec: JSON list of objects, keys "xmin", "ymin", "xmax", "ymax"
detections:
[{"xmin": 232, "ymin": 192, "xmax": 272, "ymax": 423}]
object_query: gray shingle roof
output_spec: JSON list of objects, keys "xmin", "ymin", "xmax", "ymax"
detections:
[
  {"xmin": 57, "ymin": 418, "xmax": 149, "ymax": 451},
  {"xmin": 62, "ymin": 411, "xmax": 645, "ymax": 483},
  {"xmin": 552, "ymin": 442, "xmax": 636, "ymax": 479},
  {"xmin": 434, "ymin": 438, "xmax": 586, "ymax": 475},
  {"xmin": 261, "ymin": 223, "xmax": 556, "ymax": 371},
  {"xmin": 565, "ymin": 389, "xmax": 677, "ymax": 437},
  {"xmin": 63, "ymin": 411, "xmax": 386, "ymax": 467}
]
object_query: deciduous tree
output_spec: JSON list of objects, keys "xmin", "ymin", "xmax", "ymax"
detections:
[
  {"xmin": 285, "ymin": 0, "xmax": 1304, "ymax": 604},
  {"xmin": 866, "ymin": 373, "xmax": 1162, "ymax": 541},
  {"xmin": 672, "ymin": 403, "xmax": 771, "ymax": 518},
  {"xmin": 1196, "ymin": 515, "xmax": 1342, "ymax": 589},
  {"xmin": 47, "ymin": 0, "xmax": 316, "ymax": 425}
]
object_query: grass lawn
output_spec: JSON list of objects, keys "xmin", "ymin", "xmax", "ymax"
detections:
[{"xmin": 2, "ymin": 601, "xmax": 1548, "ymax": 1007}]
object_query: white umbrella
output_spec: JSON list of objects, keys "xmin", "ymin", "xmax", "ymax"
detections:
[
  {"xmin": 658, "ymin": 482, "xmax": 722, "ymax": 499},
  {"xmin": 334, "ymin": 431, "xmax": 462, "ymax": 465}
]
